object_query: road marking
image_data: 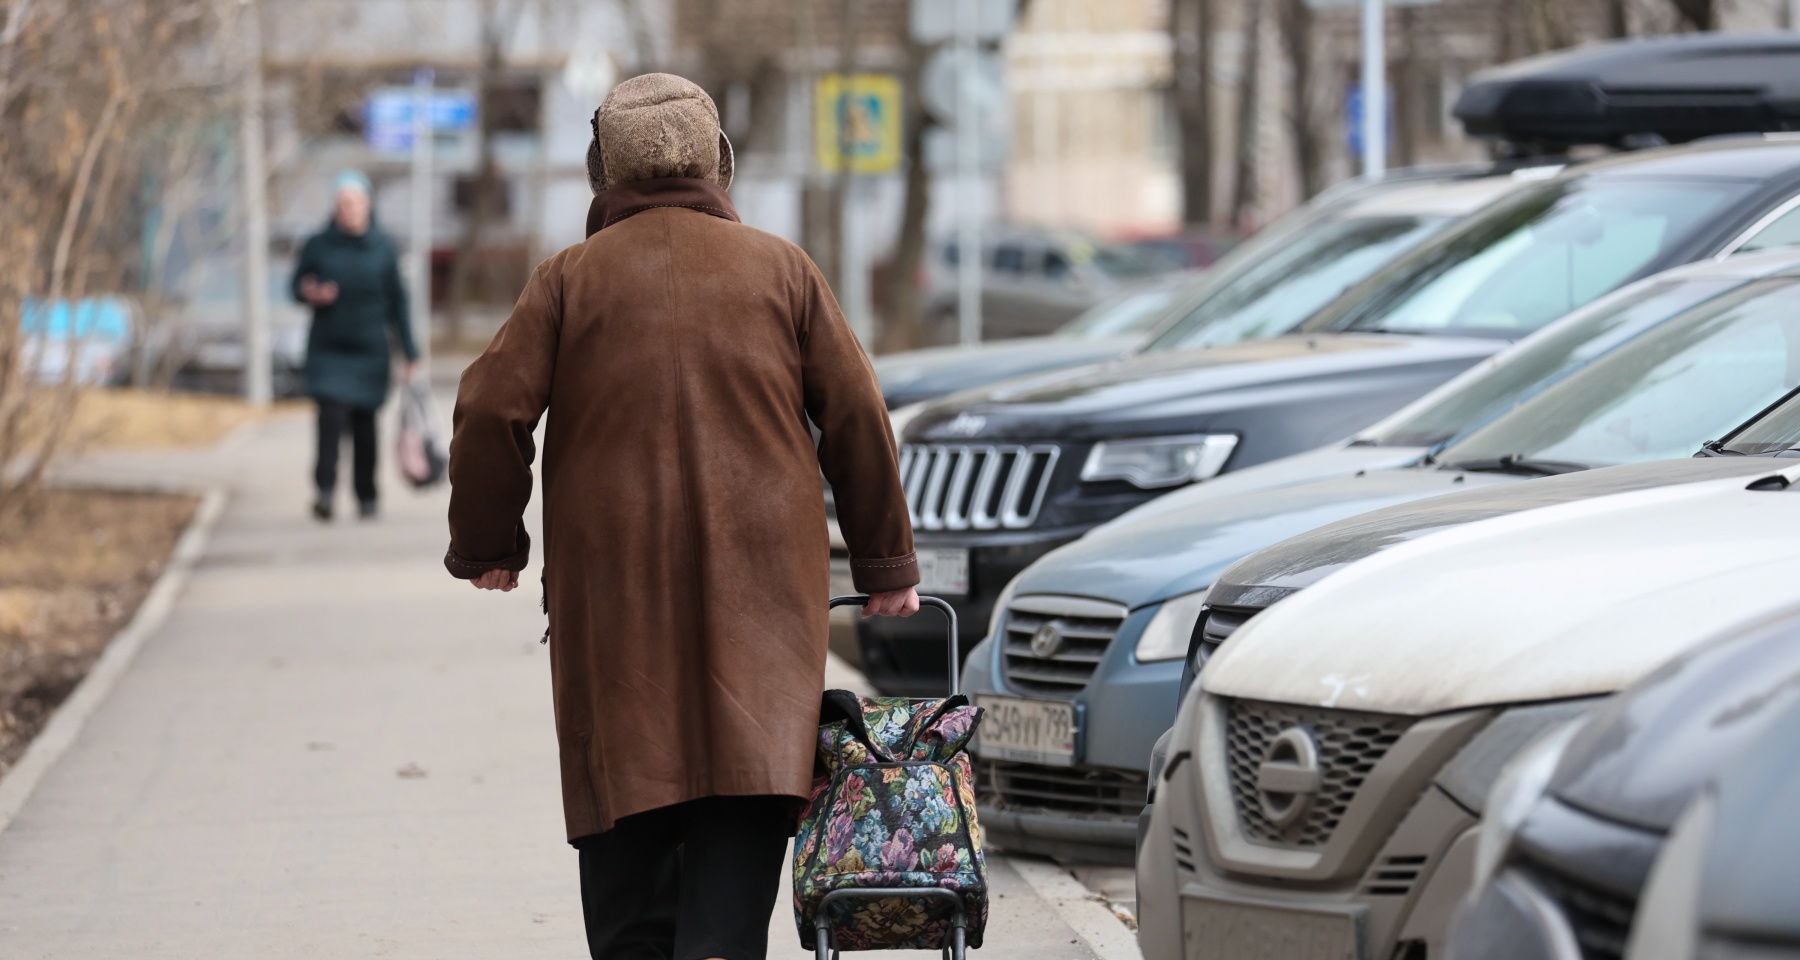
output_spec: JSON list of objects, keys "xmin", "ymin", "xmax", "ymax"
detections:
[
  {"xmin": 0, "ymin": 485, "xmax": 228, "ymax": 837},
  {"xmin": 1011, "ymin": 858, "xmax": 1144, "ymax": 960}
]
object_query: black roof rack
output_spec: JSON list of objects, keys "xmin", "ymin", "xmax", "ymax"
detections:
[{"xmin": 1453, "ymin": 32, "xmax": 1800, "ymax": 153}]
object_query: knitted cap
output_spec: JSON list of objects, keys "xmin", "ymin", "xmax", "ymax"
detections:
[
  {"xmin": 333, "ymin": 169, "xmax": 372, "ymax": 197},
  {"xmin": 586, "ymin": 73, "xmax": 733, "ymax": 194}
]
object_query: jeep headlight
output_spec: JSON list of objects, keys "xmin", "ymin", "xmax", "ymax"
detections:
[
  {"xmin": 1135, "ymin": 590, "xmax": 1209, "ymax": 662},
  {"xmin": 1472, "ymin": 719, "xmax": 1587, "ymax": 889},
  {"xmin": 1081, "ymin": 434, "xmax": 1239, "ymax": 489}
]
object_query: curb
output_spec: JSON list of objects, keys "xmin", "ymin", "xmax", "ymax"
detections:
[
  {"xmin": 0, "ymin": 484, "xmax": 229, "ymax": 837},
  {"xmin": 1012, "ymin": 858, "xmax": 1145, "ymax": 960}
]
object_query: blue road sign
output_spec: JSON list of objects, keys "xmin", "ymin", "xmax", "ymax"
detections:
[
  {"xmin": 1345, "ymin": 85, "xmax": 1392, "ymax": 158},
  {"xmin": 365, "ymin": 88, "xmax": 478, "ymax": 154}
]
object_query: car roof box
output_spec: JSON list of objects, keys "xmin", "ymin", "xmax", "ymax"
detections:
[{"xmin": 1453, "ymin": 33, "xmax": 1800, "ymax": 150}]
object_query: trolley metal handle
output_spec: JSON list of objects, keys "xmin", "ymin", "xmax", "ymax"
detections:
[{"xmin": 830, "ymin": 594, "xmax": 960, "ymax": 695}]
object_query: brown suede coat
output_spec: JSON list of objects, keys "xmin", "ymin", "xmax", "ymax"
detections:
[{"xmin": 445, "ymin": 178, "xmax": 918, "ymax": 841}]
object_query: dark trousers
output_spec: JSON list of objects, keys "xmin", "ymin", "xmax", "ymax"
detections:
[
  {"xmin": 576, "ymin": 795, "xmax": 791, "ymax": 960},
  {"xmin": 314, "ymin": 399, "xmax": 378, "ymax": 504}
]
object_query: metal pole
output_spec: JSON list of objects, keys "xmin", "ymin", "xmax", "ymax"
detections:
[
  {"xmin": 410, "ymin": 67, "xmax": 434, "ymax": 365},
  {"xmin": 1360, "ymin": 0, "xmax": 1385, "ymax": 178},
  {"xmin": 238, "ymin": 0, "xmax": 272, "ymax": 406},
  {"xmin": 841, "ymin": 177, "xmax": 871, "ymax": 343},
  {"xmin": 955, "ymin": 0, "xmax": 982, "ymax": 346},
  {"xmin": 1790, "ymin": 0, "xmax": 1800, "ymax": 30}
]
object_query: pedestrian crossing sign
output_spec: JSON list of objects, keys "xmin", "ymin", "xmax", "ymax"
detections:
[{"xmin": 815, "ymin": 73, "xmax": 903, "ymax": 174}]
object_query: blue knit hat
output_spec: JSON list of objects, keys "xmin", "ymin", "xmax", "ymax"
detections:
[{"xmin": 333, "ymin": 169, "xmax": 372, "ymax": 196}]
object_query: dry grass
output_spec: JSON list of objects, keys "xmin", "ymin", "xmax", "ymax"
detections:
[
  {"xmin": 65, "ymin": 388, "xmax": 291, "ymax": 450},
  {"xmin": 0, "ymin": 488, "xmax": 196, "ymax": 776}
]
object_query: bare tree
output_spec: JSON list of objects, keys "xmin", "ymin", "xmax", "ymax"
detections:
[
  {"xmin": 1669, "ymin": 0, "xmax": 1715, "ymax": 29},
  {"xmin": 1171, "ymin": 0, "xmax": 1217, "ymax": 226},
  {"xmin": 879, "ymin": 26, "xmax": 935, "ymax": 353},
  {"xmin": 1230, "ymin": 0, "xmax": 1263, "ymax": 228},
  {"xmin": 1273, "ymin": 0, "xmax": 1323, "ymax": 198}
]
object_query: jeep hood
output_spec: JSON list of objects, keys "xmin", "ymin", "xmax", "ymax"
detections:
[
  {"xmin": 904, "ymin": 333, "xmax": 1502, "ymax": 443},
  {"xmin": 1208, "ymin": 457, "xmax": 1781, "ymax": 610},
  {"xmin": 1203, "ymin": 463, "xmax": 1800, "ymax": 715},
  {"xmin": 872, "ymin": 336, "xmax": 1135, "ymax": 408},
  {"xmin": 1012, "ymin": 463, "xmax": 1512, "ymax": 609}
]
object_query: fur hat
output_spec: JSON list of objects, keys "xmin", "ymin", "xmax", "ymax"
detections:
[{"xmin": 586, "ymin": 73, "xmax": 734, "ymax": 195}]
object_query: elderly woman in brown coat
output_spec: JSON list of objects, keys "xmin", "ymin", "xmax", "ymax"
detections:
[{"xmin": 444, "ymin": 74, "xmax": 919, "ymax": 960}]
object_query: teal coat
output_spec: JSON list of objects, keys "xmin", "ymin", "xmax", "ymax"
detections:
[{"xmin": 291, "ymin": 220, "xmax": 420, "ymax": 409}]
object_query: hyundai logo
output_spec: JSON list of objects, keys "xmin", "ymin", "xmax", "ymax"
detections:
[
  {"xmin": 942, "ymin": 412, "xmax": 987, "ymax": 438},
  {"xmin": 1029, "ymin": 623, "xmax": 1063, "ymax": 659},
  {"xmin": 1256, "ymin": 727, "xmax": 1323, "ymax": 828}
]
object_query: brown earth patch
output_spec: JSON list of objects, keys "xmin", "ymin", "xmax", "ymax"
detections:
[{"xmin": 0, "ymin": 488, "xmax": 196, "ymax": 778}]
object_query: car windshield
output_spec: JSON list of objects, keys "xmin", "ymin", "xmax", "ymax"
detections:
[
  {"xmin": 1054, "ymin": 282, "xmax": 1187, "ymax": 340},
  {"xmin": 1142, "ymin": 213, "xmax": 1449, "ymax": 351},
  {"xmin": 1311, "ymin": 177, "xmax": 1752, "ymax": 339},
  {"xmin": 1362, "ymin": 278, "xmax": 1741, "ymax": 447},
  {"xmin": 1438, "ymin": 277, "xmax": 1800, "ymax": 470},
  {"xmin": 1720, "ymin": 387, "xmax": 1800, "ymax": 454}
]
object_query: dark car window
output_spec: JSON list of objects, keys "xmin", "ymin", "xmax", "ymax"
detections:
[
  {"xmin": 1440, "ymin": 277, "xmax": 1800, "ymax": 468},
  {"xmin": 1314, "ymin": 178, "xmax": 1753, "ymax": 339},
  {"xmin": 1044, "ymin": 249, "xmax": 1072, "ymax": 282},
  {"xmin": 1143, "ymin": 214, "xmax": 1448, "ymax": 351},
  {"xmin": 993, "ymin": 244, "xmax": 1028, "ymax": 274},
  {"xmin": 1365, "ymin": 278, "xmax": 1741, "ymax": 447}
]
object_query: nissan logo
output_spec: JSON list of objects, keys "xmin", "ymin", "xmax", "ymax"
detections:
[
  {"xmin": 1256, "ymin": 727, "xmax": 1324, "ymax": 828},
  {"xmin": 1029, "ymin": 623, "xmax": 1063, "ymax": 659}
]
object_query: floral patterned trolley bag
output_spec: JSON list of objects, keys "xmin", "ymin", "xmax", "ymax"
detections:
[{"xmin": 793, "ymin": 596, "xmax": 988, "ymax": 960}]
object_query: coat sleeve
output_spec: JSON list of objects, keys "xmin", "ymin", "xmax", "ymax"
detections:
[
  {"xmin": 290, "ymin": 237, "xmax": 318, "ymax": 305},
  {"xmin": 443, "ymin": 256, "xmax": 561, "ymax": 579},
  {"xmin": 797, "ymin": 257, "xmax": 919, "ymax": 594},
  {"xmin": 383, "ymin": 242, "xmax": 420, "ymax": 362}
]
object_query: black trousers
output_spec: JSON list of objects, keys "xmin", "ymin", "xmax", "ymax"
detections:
[
  {"xmin": 575, "ymin": 795, "xmax": 791, "ymax": 960},
  {"xmin": 314, "ymin": 399, "xmax": 378, "ymax": 504}
]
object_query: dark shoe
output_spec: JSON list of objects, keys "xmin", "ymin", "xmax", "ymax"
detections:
[
  {"xmin": 358, "ymin": 499, "xmax": 379, "ymax": 520},
  {"xmin": 312, "ymin": 495, "xmax": 333, "ymax": 522}
]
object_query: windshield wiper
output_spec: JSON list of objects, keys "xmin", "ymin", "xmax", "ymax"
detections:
[
  {"xmin": 1698, "ymin": 439, "xmax": 1744, "ymax": 457},
  {"xmin": 1444, "ymin": 454, "xmax": 1589, "ymax": 476}
]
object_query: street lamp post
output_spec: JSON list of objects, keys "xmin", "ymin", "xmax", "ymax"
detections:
[
  {"xmin": 955, "ymin": 0, "xmax": 982, "ymax": 346},
  {"xmin": 410, "ymin": 68, "xmax": 434, "ymax": 366},
  {"xmin": 1360, "ymin": 0, "xmax": 1385, "ymax": 178},
  {"xmin": 237, "ymin": 0, "xmax": 272, "ymax": 406}
]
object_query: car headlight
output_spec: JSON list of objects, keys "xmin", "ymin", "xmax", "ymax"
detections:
[
  {"xmin": 1621, "ymin": 793, "xmax": 1716, "ymax": 960},
  {"xmin": 1081, "ymin": 434, "xmax": 1239, "ymax": 489},
  {"xmin": 1135, "ymin": 590, "xmax": 1209, "ymax": 662},
  {"xmin": 888, "ymin": 402, "xmax": 927, "ymax": 441},
  {"xmin": 1472, "ymin": 718, "xmax": 1587, "ymax": 889}
]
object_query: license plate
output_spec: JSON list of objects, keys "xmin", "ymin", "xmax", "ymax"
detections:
[
  {"xmin": 973, "ymin": 695, "xmax": 1076, "ymax": 766},
  {"xmin": 917, "ymin": 547, "xmax": 969, "ymax": 596},
  {"xmin": 1182, "ymin": 896, "xmax": 1359, "ymax": 960}
]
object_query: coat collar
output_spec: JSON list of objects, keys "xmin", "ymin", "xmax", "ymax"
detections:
[{"xmin": 585, "ymin": 177, "xmax": 740, "ymax": 237}]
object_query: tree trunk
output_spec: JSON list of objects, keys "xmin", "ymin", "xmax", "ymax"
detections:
[
  {"xmin": 1605, "ymin": 0, "xmax": 1630, "ymax": 37},
  {"xmin": 1669, "ymin": 0, "xmax": 1715, "ymax": 30},
  {"xmin": 879, "ymin": 31, "xmax": 932, "ymax": 354},
  {"xmin": 1273, "ymin": 0, "xmax": 1321, "ymax": 198},
  {"xmin": 447, "ymin": 0, "xmax": 507, "ymax": 346},
  {"xmin": 1229, "ymin": 0, "xmax": 1262, "ymax": 229},
  {"xmin": 1171, "ymin": 0, "xmax": 1215, "ymax": 226},
  {"xmin": 1392, "ymin": 8, "xmax": 1418, "ymax": 169}
]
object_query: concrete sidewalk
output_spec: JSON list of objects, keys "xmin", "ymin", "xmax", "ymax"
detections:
[{"xmin": 0, "ymin": 397, "xmax": 1129, "ymax": 959}]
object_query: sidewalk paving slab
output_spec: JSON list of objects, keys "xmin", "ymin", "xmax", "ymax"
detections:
[{"xmin": 0, "ymin": 398, "xmax": 1127, "ymax": 959}]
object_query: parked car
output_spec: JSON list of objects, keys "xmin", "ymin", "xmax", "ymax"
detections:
[
  {"xmin": 861, "ymin": 137, "xmax": 1800, "ymax": 696},
  {"xmin": 1621, "ymin": 686, "xmax": 1800, "ymax": 960},
  {"xmin": 1136, "ymin": 453, "xmax": 1800, "ymax": 960},
  {"xmin": 959, "ymin": 247, "xmax": 1800, "ymax": 864},
  {"xmin": 1446, "ymin": 604, "xmax": 1800, "ymax": 960},
  {"xmin": 19, "ymin": 297, "xmax": 136, "ymax": 386},
  {"xmin": 921, "ymin": 228, "xmax": 1168, "ymax": 340},
  {"xmin": 873, "ymin": 273, "xmax": 1196, "ymax": 410},
  {"xmin": 171, "ymin": 253, "xmax": 309, "ymax": 397}
]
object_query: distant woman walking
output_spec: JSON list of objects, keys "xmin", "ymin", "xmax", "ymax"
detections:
[{"xmin": 292, "ymin": 171, "xmax": 419, "ymax": 521}]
